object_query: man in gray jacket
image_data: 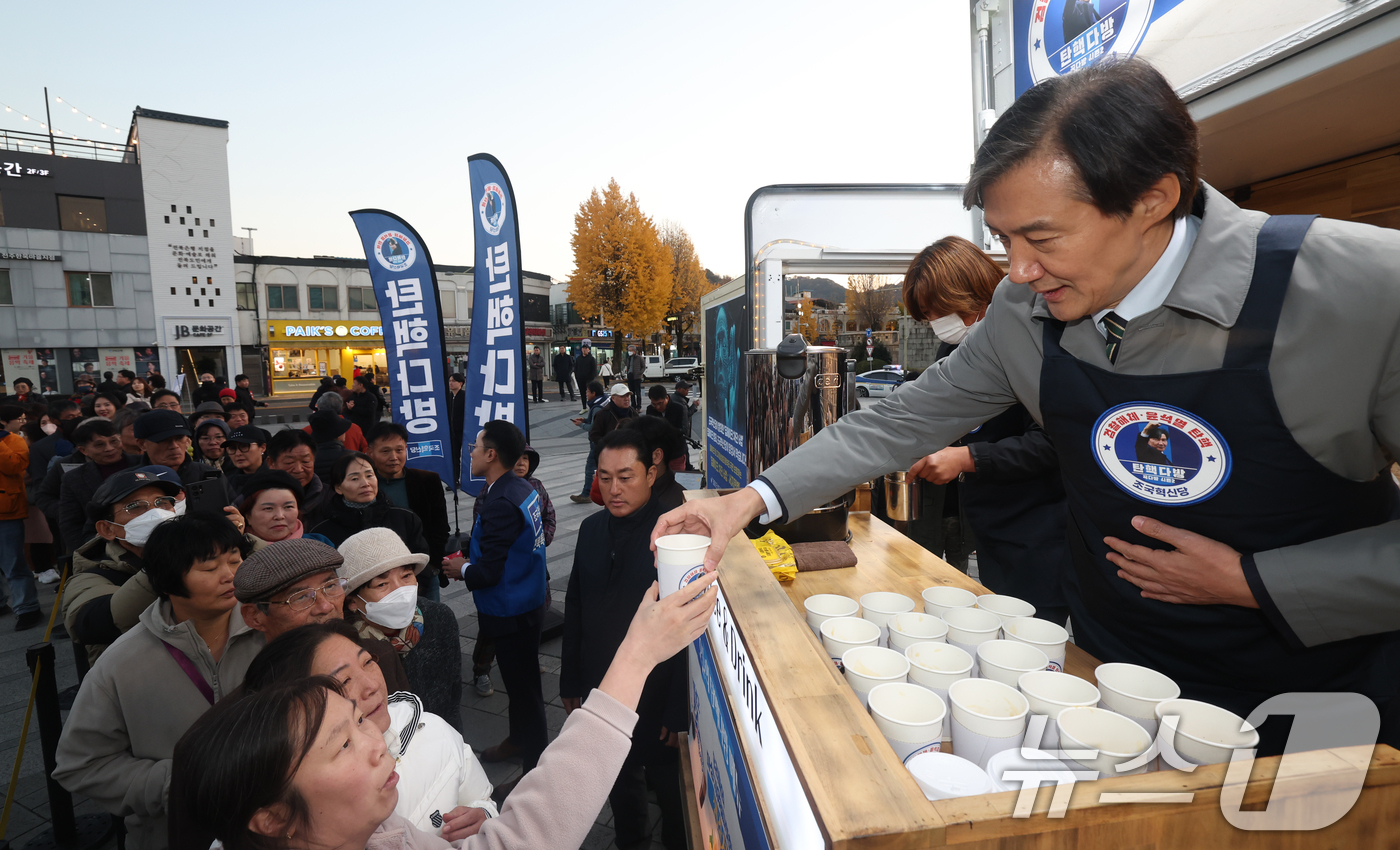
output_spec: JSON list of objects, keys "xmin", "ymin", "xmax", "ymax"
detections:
[{"xmin": 655, "ymin": 59, "xmax": 1400, "ymax": 751}]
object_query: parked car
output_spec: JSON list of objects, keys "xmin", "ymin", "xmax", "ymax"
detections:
[
  {"xmin": 642, "ymin": 355, "xmax": 666, "ymax": 380},
  {"xmin": 664, "ymin": 357, "xmax": 699, "ymax": 379},
  {"xmin": 854, "ymin": 368, "xmax": 904, "ymax": 398}
]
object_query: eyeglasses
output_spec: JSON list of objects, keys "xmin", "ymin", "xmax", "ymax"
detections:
[
  {"xmin": 271, "ymin": 577, "xmax": 349, "ymax": 611},
  {"xmin": 118, "ymin": 496, "xmax": 178, "ymax": 514}
]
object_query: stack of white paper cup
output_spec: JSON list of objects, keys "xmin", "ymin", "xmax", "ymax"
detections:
[
  {"xmin": 974, "ymin": 594, "xmax": 1036, "ymax": 625},
  {"xmin": 985, "ymin": 747, "xmax": 1072, "ymax": 794},
  {"xmin": 942, "ymin": 607, "xmax": 1003, "ymax": 676},
  {"xmin": 804, "ymin": 594, "xmax": 860, "ymax": 638},
  {"xmin": 820, "ymin": 617, "xmax": 881, "ymax": 672},
  {"xmin": 841, "ymin": 646, "xmax": 909, "ymax": 708},
  {"xmin": 1154, "ymin": 699, "xmax": 1260, "ymax": 765},
  {"xmin": 905, "ymin": 642, "xmax": 974, "ymax": 744},
  {"xmin": 653, "ymin": 534, "xmax": 710, "ymax": 598},
  {"xmin": 1017, "ymin": 670, "xmax": 1101, "ymax": 750},
  {"xmin": 921, "ymin": 585, "xmax": 977, "ymax": 618},
  {"xmin": 947, "ymin": 678, "xmax": 1030, "ymax": 769},
  {"xmin": 906, "ymin": 752, "xmax": 993, "ymax": 801},
  {"xmin": 867, "ymin": 683, "xmax": 947, "ymax": 763},
  {"xmin": 1094, "ymin": 663, "xmax": 1181, "ymax": 737},
  {"xmin": 859, "ymin": 592, "xmax": 915, "ymax": 644},
  {"xmin": 886, "ymin": 612, "xmax": 948, "ymax": 651},
  {"xmin": 1057, "ymin": 706, "xmax": 1155, "ymax": 779},
  {"xmin": 976, "ymin": 640, "xmax": 1050, "ymax": 689},
  {"xmin": 1002, "ymin": 617, "xmax": 1069, "ymax": 672}
]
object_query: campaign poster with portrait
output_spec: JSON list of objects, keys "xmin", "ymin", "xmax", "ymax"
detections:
[
  {"xmin": 705, "ymin": 293, "xmax": 749, "ymax": 490},
  {"xmin": 1093, "ymin": 402, "xmax": 1232, "ymax": 506},
  {"xmin": 1013, "ymin": 0, "xmax": 1185, "ymax": 96},
  {"xmin": 35, "ymin": 349, "xmax": 59, "ymax": 394},
  {"xmin": 70, "ymin": 348, "xmax": 100, "ymax": 385}
]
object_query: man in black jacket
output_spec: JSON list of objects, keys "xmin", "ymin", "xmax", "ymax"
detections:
[
  {"xmin": 552, "ymin": 348, "xmax": 575, "ymax": 402},
  {"xmin": 572, "ymin": 342, "xmax": 598, "ymax": 412},
  {"xmin": 37, "ymin": 419, "xmax": 142, "ymax": 550},
  {"xmin": 233, "ymin": 374, "xmax": 267, "ymax": 415},
  {"xmin": 561, "ymin": 428, "xmax": 686, "ymax": 850},
  {"xmin": 366, "ymin": 422, "xmax": 449, "ymax": 600},
  {"xmin": 446, "ymin": 372, "xmax": 466, "ymax": 477},
  {"xmin": 27, "ymin": 400, "xmax": 81, "ymax": 486},
  {"xmin": 132, "ymin": 409, "xmax": 230, "ymax": 500},
  {"xmin": 307, "ymin": 411, "xmax": 350, "ymax": 486}
]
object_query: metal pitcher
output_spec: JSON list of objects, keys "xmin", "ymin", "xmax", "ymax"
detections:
[{"xmin": 884, "ymin": 471, "xmax": 922, "ymax": 522}]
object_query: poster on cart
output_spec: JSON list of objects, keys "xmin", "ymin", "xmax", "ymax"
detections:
[
  {"xmin": 704, "ymin": 292, "xmax": 748, "ymax": 489},
  {"xmin": 461, "ymin": 153, "xmax": 529, "ymax": 495},
  {"xmin": 348, "ymin": 209, "xmax": 456, "ymax": 487},
  {"xmin": 1014, "ymin": 0, "xmax": 1186, "ymax": 96}
]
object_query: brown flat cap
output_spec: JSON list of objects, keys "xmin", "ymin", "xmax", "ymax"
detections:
[{"xmin": 234, "ymin": 538, "xmax": 345, "ymax": 602}]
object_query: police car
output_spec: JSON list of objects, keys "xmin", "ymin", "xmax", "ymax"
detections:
[{"xmin": 854, "ymin": 368, "xmax": 905, "ymax": 398}]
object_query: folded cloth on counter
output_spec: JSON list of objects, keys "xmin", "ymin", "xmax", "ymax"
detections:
[{"xmin": 792, "ymin": 541, "xmax": 858, "ymax": 572}]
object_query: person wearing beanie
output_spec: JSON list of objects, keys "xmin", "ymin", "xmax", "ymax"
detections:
[
  {"xmin": 338, "ymin": 527, "xmax": 461, "ymax": 731},
  {"xmin": 193, "ymin": 418, "xmax": 235, "ymax": 476}
]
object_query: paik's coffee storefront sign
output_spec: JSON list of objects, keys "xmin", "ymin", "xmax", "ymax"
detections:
[{"xmin": 266, "ymin": 321, "xmax": 384, "ymax": 343}]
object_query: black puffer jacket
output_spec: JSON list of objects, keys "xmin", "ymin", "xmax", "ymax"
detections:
[{"xmin": 310, "ymin": 493, "xmax": 429, "ymax": 556}]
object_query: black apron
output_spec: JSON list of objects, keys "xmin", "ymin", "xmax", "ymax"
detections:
[{"xmin": 1039, "ymin": 215, "xmax": 1400, "ymax": 738}]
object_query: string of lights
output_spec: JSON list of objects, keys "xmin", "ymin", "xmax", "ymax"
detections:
[{"xmin": 0, "ymin": 93, "xmax": 127, "ymax": 141}]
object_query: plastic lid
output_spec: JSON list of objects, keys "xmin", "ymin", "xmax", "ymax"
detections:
[
  {"xmin": 985, "ymin": 748, "xmax": 1070, "ymax": 793},
  {"xmin": 906, "ymin": 752, "xmax": 993, "ymax": 801}
]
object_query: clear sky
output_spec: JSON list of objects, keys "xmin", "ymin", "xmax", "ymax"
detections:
[{"xmin": 2, "ymin": 1, "xmax": 973, "ymax": 283}]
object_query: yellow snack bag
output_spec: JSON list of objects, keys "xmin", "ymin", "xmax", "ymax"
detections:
[{"xmin": 752, "ymin": 530, "xmax": 798, "ymax": 582}]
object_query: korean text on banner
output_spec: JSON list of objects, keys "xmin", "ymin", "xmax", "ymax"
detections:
[
  {"xmin": 462, "ymin": 153, "xmax": 528, "ymax": 496},
  {"xmin": 348, "ymin": 210, "xmax": 456, "ymax": 486}
]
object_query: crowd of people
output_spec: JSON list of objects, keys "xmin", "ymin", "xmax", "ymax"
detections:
[{"xmin": 0, "ymin": 362, "xmax": 713, "ymax": 850}]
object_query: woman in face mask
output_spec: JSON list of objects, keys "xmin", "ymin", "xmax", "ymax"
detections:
[
  {"xmin": 901, "ymin": 236, "xmax": 1074, "ymax": 627},
  {"xmin": 335, "ymin": 527, "xmax": 462, "ymax": 731}
]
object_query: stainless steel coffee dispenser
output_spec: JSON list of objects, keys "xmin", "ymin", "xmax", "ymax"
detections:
[{"xmin": 745, "ymin": 334, "xmax": 851, "ymax": 542}]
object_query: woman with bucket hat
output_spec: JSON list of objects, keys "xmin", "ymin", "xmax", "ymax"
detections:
[{"xmin": 338, "ymin": 527, "xmax": 461, "ymax": 731}]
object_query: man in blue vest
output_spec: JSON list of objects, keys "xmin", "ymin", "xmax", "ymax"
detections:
[{"xmin": 449, "ymin": 419, "xmax": 549, "ymax": 771}]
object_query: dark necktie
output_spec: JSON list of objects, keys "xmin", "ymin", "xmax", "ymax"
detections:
[{"xmin": 1102, "ymin": 311, "xmax": 1126, "ymax": 365}]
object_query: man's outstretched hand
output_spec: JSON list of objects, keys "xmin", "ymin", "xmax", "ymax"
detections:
[{"xmin": 650, "ymin": 488, "xmax": 767, "ymax": 572}]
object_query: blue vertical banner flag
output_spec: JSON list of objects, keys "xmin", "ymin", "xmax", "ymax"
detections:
[
  {"xmin": 348, "ymin": 210, "xmax": 457, "ymax": 486},
  {"xmin": 463, "ymin": 153, "xmax": 528, "ymax": 496}
]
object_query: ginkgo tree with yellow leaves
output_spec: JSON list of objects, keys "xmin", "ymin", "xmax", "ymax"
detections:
[{"xmin": 568, "ymin": 179, "xmax": 674, "ymax": 371}]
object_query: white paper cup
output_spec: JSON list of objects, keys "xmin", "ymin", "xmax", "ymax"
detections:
[
  {"xmin": 804, "ymin": 594, "xmax": 860, "ymax": 637},
  {"xmin": 654, "ymin": 534, "xmax": 710, "ymax": 598},
  {"xmin": 841, "ymin": 646, "xmax": 909, "ymax": 708},
  {"xmin": 975, "ymin": 594, "xmax": 1036, "ymax": 625},
  {"xmin": 942, "ymin": 607, "xmax": 1003, "ymax": 676},
  {"xmin": 1094, "ymin": 663, "xmax": 1181, "ymax": 738},
  {"xmin": 887, "ymin": 612, "xmax": 948, "ymax": 651},
  {"xmin": 1017, "ymin": 670, "xmax": 1101, "ymax": 750},
  {"xmin": 948, "ymin": 678, "xmax": 1029, "ymax": 769},
  {"xmin": 904, "ymin": 642, "xmax": 974, "ymax": 743},
  {"xmin": 976, "ymin": 640, "xmax": 1050, "ymax": 689},
  {"xmin": 921, "ymin": 585, "xmax": 977, "ymax": 618},
  {"xmin": 820, "ymin": 617, "xmax": 881, "ymax": 672},
  {"xmin": 985, "ymin": 747, "xmax": 1072, "ymax": 794},
  {"xmin": 1001, "ymin": 617, "xmax": 1069, "ymax": 672},
  {"xmin": 1057, "ymin": 706, "xmax": 1154, "ymax": 779},
  {"xmin": 1154, "ymin": 698, "xmax": 1260, "ymax": 766},
  {"xmin": 906, "ymin": 752, "xmax": 992, "ymax": 801},
  {"xmin": 859, "ymin": 592, "xmax": 915, "ymax": 644},
  {"xmin": 867, "ymin": 683, "xmax": 946, "ymax": 764}
]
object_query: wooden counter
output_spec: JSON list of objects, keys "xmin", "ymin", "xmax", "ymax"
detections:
[{"xmin": 690, "ymin": 498, "xmax": 1400, "ymax": 849}]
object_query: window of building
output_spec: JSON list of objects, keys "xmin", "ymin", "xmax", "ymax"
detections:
[
  {"xmin": 267, "ymin": 284, "xmax": 298, "ymax": 310},
  {"xmin": 210, "ymin": 219, "xmax": 215, "ymax": 227},
  {"xmin": 58, "ymin": 196, "xmax": 107, "ymax": 233},
  {"xmin": 203, "ymin": 230, "xmax": 208, "ymax": 237},
  {"xmin": 308, "ymin": 285, "xmax": 339, "ymax": 311},
  {"xmin": 186, "ymin": 206, "xmax": 191, "ymax": 214},
  {"xmin": 170, "ymin": 204, "xmax": 176, "ymax": 213},
  {"xmin": 188, "ymin": 228, "xmax": 194, "ymax": 237},
  {"xmin": 67, "ymin": 272, "xmax": 114, "ymax": 307},
  {"xmin": 0, "ymin": 269, "xmax": 11, "ymax": 305},
  {"xmin": 179, "ymin": 217, "xmax": 185, "ymax": 225},
  {"xmin": 195, "ymin": 218, "xmax": 200, "ymax": 226},
  {"xmin": 348, "ymin": 286, "xmax": 376, "ymax": 312},
  {"xmin": 164, "ymin": 215, "xmax": 170, "ymax": 224}
]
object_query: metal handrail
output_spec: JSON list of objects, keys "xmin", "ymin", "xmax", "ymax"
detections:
[{"xmin": 0, "ymin": 127, "xmax": 135, "ymax": 163}]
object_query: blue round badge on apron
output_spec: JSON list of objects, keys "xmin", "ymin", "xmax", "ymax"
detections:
[{"xmin": 1091, "ymin": 401, "xmax": 1232, "ymax": 505}]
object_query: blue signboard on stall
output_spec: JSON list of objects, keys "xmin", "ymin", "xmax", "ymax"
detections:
[
  {"xmin": 1014, "ymin": 0, "xmax": 1185, "ymax": 96},
  {"xmin": 705, "ymin": 291, "xmax": 748, "ymax": 490}
]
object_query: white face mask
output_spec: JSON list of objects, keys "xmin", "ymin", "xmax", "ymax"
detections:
[
  {"xmin": 41, "ymin": 422, "xmax": 58, "ymax": 436},
  {"xmin": 114, "ymin": 507, "xmax": 178, "ymax": 548},
  {"xmin": 359, "ymin": 584, "xmax": 418, "ymax": 629},
  {"xmin": 929, "ymin": 314, "xmax": 975, "ymax": 345}
]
